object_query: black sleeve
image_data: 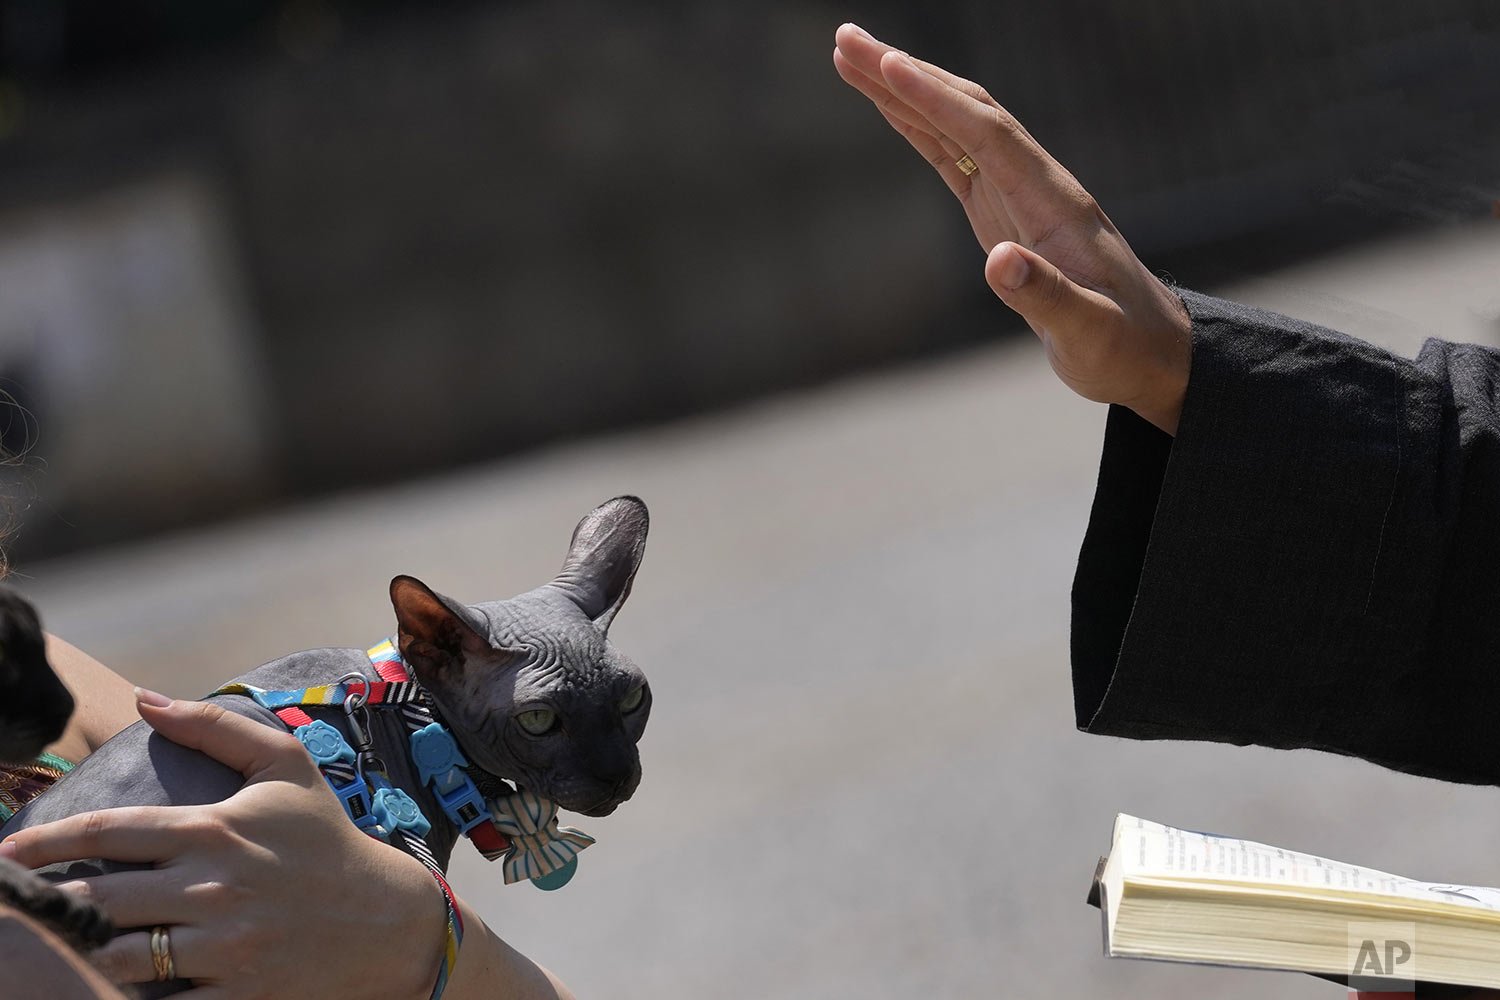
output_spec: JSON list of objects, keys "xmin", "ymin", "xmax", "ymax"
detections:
[{"xmin": 1071, "ymin": 289, "xmax": 1500, "ymax": 785}]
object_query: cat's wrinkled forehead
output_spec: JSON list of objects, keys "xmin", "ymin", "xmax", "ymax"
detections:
[
  {"xmin": 471, "ymin": 587, "xmax": 637, "ymax": 693},
  {"xmin": 476, "ymin": 588, "xmax": 607, "ymax": 661}
]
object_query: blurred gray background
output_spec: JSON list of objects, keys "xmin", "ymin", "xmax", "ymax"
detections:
[{"xmin": 3, "ymin": 2, "xmax": 1500, "ymax": 998}]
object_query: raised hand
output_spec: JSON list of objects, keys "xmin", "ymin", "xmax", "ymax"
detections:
[{"xmin": 833, "ymin": 23, "xmax": 1193, "ymax": 435}]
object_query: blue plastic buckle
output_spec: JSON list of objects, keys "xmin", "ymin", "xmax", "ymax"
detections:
[
  {"xmin": 332, "ymin": 770, "xmax": 383, "ymax": 838},
  {"xmin": 410, "ymin": 722, "xmax": 489, "ymax": 835},
  {"xmin": 295, "ymin": 719, "xmax": 357, "ymax": 768},
  {"xmin": 294, "ymin": 720, "xmax": 384, "ymax": 839},
  {"xmin": 373, "ymin": 787, "xmax": 432, "ymax": 838}
]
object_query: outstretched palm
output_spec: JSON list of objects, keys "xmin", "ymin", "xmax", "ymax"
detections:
[
  {"xmin": 834, "ymin": 25, "xmax": 1097, "ymax": 271},
  {"xmin": 833, "ymin": 23, "xmax": 1192, "ymax": 434}
]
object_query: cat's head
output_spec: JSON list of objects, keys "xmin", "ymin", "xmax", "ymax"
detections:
[
  {"xmin": 0, "ymin": 587, "xmax": 75, "ymax": 764},
  {"xmin": 390, "ymin": 496, "xmax": 651, "ymax": 818}
]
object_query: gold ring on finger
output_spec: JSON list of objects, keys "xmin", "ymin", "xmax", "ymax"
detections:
[
  {"xmin": 150, "ymin": 925, "xmax": 176, "ymax": 982},
  {"xmin": 955, "ymin": 154, "xmax": 978, "ymax": 176}
]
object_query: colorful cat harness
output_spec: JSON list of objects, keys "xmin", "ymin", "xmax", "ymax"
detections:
[
  {"xmin": 214, "ymin": 640, "xmax": 597, "ymax": 996},
  {"xmin": 216, "ymin": 639, "xmax": 594, "ymax": 886}
]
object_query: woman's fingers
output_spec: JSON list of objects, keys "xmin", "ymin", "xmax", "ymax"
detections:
[
  {"xmin": 54, "ymin": 870, "xmax": 204, "ymax": 929},
  {"xmin": 91, "ymin": 929, "xmax": 160, "ymax": 985},
  {"xmin": 134, "ymin": 691, "xmax": 310, "ymax": 786},
  {"xmin": 0, "ymin": 806, "xmax": 205, "ymax": 868},
  {"xmin": 92, "ymin": 924, "xmax": 222, "ymax": 985}
]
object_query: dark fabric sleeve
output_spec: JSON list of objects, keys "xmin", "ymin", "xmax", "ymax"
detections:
[{"xmin": 1071, "ymin": 289, "xmax": 1500, "ymax": 785}]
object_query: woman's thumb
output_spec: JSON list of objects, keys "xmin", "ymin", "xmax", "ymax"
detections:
[{"xmin": 985, "ymin": 241, "xmax": 1096, "ymax": 334}]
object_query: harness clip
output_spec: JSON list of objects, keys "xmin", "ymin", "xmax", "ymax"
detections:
[
  {"xmin": 294, "ymin": 719, "xmax": 384, "ymax": 840},
  {"xmin": 411, "ymin": 723, "xmax": 490, "ymax": 835},
  {"xmin": 331, "ymin": 771, "xmax": 384, "ymax": 839},
  {"xmin": 294, "ymin": 720, "xmax": 357, "ymax": 768},
  {"xmin": 373, "ymin": 787, "xmax": 433, "ymax": 838}
]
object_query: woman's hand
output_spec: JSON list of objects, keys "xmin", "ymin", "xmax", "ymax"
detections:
[
  {"xmin": 2, "ymin": 690, "xmax": 448, "ymax": 999},
  {"xmin": 833, "ymin": 23, "xmax": 1193, "ymax": 434}
]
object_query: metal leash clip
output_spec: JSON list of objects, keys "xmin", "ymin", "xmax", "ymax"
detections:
[{"xmin": 338, "ymin": 670, "xmax": 387, "ymax": 779}]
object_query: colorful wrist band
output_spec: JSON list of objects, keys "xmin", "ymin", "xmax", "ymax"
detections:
[{"xmin": 425, "ymin": 867, "xmax": 465, "ymax": 1000}]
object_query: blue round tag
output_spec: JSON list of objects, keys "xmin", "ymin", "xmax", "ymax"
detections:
[{"xmin": 530, "ymin": 857, "xmax": 577, "ymax": 891}]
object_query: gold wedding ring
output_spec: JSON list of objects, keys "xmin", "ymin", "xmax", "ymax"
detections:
[
  {"xmin": 151, "ymin": 925, "xmax": 176, "ymax": 982},
  {"xmin": 955, "ymin": 154, "xmax": 978, "ymax": 176}
]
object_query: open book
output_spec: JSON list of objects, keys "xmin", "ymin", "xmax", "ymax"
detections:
[{"xmin": 1088, "ymin": 814, "xmax": 1500, "ymax": 991}]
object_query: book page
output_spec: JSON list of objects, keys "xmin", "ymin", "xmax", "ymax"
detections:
[{"xmin": 1114, "ymin": 814, "xmax": 1500, "ymax": 912}]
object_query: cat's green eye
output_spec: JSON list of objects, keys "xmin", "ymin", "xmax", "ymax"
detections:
[
  {"xmin": 516, "ymin": 708, "xmax": 557, "ymax": 735},
  {"xmin": 619, "ymin": 685, "xmax": 645, "ymax": 714}
]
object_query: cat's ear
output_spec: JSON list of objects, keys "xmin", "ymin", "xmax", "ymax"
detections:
[
  {"xmin": 549, "ymin": 496, "xmax": 649, "ymax": 633},
  {"xmin": 390, "ymin": 575, "xmax": 493, "ymax": 680}
]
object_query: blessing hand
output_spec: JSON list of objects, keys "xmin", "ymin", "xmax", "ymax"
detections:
[{"xmin": 833, "ymin": 22, "xmax": 1193, "ymax": 434}]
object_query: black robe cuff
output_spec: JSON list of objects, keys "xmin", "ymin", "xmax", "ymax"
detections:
[{"xmin": 1071, "ymin": 289, "xmax": 1500, "ymax": 785}]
